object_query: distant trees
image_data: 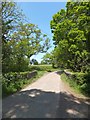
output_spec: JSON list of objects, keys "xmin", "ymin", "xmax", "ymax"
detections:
[
  {"xmin": 50, "ymin": 2, "xmax": 90, "ymax": 72},
  {"xmin": 41, "ymin": 53, "xmax": 52, "ymax": 65},
  {"xmin": 2, "ymin": 2, "xmax": 50, "ymax": 73},
  {"xmin": 30, "ymin": 59, "xmax": 38, "ymax": 65}
]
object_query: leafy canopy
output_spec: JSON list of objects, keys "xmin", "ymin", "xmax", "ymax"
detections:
[{"xmin": 50, "ymin": 2, "xmax": 90, "ymax": 72}]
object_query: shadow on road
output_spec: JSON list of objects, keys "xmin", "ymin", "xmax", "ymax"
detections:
[
  {"xmin": 56, "ymin": 91, "xmax": 89, "ymax": 118},
  {"xmin": 2, "ymin": 89, "xmax": 89, "ymax": 118}
]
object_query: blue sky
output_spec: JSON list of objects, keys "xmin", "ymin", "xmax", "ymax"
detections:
[{"xmin": 17, "ymin": 2, "xmax": 66, "ymax": 63}]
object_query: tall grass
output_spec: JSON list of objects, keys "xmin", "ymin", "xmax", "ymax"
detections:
[{"xmin": 61, "ymin": 72, "xmax": 90, "ymax": 97}]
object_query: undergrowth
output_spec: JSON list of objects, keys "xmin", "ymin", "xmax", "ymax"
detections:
[{"xmin": 61, "ymin": 72, "xmax": 90, "ymax": 97}]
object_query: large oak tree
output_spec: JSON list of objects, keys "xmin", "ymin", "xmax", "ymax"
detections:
[{"xmin": 2, "ymin": 2, "xmax": 50, "ymax": 73}]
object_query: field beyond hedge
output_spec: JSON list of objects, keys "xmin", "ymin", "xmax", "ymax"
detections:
[{"xmin": 29, "ymin": 64, "xmax": 58, "ymax": 72}]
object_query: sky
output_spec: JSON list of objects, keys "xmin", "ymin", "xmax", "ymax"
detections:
[{"xmin": 17, "ymin": 2, "xmax": 66, "ymax": 63}]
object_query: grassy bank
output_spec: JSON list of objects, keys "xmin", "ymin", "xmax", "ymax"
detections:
[{"xmin": 61, "ymin": 72, "xmax": 90, "ymax": 97}]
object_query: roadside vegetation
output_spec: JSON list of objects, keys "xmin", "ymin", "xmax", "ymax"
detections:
[
  {"xmin": 1, "ymin": 2, "xmax": 52, "ymax": 97},
  {"xmin": 2, "ymin": 2, "xmax": 90, "ymax": 98},
  {"xmin": 50, "ymin": 2, "xmax": 90, "ymax": 97},
  {"xmin": 1, "ymin": 2, "xmax": 59, "ymax": 98},
  {"xmin": 2, "ymin": 65, "xmax": 58, "ymax": 98},
  {"xmin": 2, "ymin": 70, "xmax": 44, "ymax": 98},
  {"xmin": 61, "ymin": 72, "xmax": 90, "ymax": 97},
  {"xmin": 29, "ymin": 65, "xmax": 59, "ymax": 72}
]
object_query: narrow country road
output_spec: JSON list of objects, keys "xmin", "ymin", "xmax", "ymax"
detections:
[{"xmin": 2, "ymin": 71, "xmax": 90, "ymax": 118}]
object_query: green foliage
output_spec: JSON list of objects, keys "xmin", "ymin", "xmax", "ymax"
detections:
[
  {"xmin": 29, "ymin": 65, "xmax": 58, "ymax": 72},
  {"xmin": 2, "ymin": 70, "xmax": 48, "ymax": 98},
  {"xmin": 61, "ymin": 72, "xmax": 90, "ymax": 96},
  {"xmin": 11, "ymin": 23, "xmax": 50, "ymax": 59},
  {"xmin": 2, "ymin": 2, "xmax": 24, "ymax": 43},
  {"xmin": 2, "ymin": 2, "xmax": 25, "ymax": 73},
  {"xmin": 41, "ymin": 53, "xmax": 52, "ymax": 65},
  {"xmin": 30, "ymin": 59, "xmax": 38, "ymax": 65},
  {"xmin": 3, "ymin": 72, "xmax": 28, "ymax": 80},
  {"xmin": 2, "ymin": 71, "xmax": 38, "ymax": 97},
  {"xmin": 50, "ymin": 2, "xmax": 90, "ymax": 72},
  {"xmin": 2, "ymin": 2, "xmax": 50, "ymax": 74}
]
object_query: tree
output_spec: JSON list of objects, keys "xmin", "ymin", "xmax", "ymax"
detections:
[
  {"xmin": 11, "ymin": 23, "xmax": 50, "ymax": 59},
  {"xmin": 2, "ymin": 2, "xmax": 25, "ymax": 73},
  {"xmin": 9, "ymin": 23, "xmax": 50, "ymax": 71},
  {"xmin": 41, "ymin": 53, "xmax": 52, "ymax": 65},
  {"xmin": 2, "ymin": 2, "xmax": 25, "ymax": 43},
  {"xmin": 2, "ymin": 2, "xmax": 50, "ymax": 73},
  {"xmin": 50, "ymin": 2, "xmax": 90, "ymax": 72},
  {"xmin": 30, "ymin": 59, "xmax": 38, "ymax": 65}
]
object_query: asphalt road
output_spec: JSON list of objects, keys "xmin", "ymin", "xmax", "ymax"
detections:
[{"xmin": 2, "ymin": 71, "xmax": 90, "ymax": 118}]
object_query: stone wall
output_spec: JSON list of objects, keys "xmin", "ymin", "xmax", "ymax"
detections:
[{"xmin": 27, "ymin": 70, "xmax": 37, "ymax": 79}]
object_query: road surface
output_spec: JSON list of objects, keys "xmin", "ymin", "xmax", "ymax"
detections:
[{"xmin": 2, "ymin": 71, "xmax": 90, "ymax": 118}]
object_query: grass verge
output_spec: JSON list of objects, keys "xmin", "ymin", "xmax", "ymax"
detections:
[
  {"xmin": 61, "ymin": 73, "xmax": 81, "ymax": 93},
  {"xmin": 61, "ymin": 73, "xmax": 90, "ymax": 97}
]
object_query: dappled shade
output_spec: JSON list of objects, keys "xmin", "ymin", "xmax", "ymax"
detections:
[{"xmin": 2, "ymin": 89, "xmax": 89, "ymax": 118}]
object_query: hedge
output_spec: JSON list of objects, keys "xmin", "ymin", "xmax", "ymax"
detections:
[
  {"xmin": 2, "ymin": 71, "xmax": 37, "ymax": 97},
  {"xmin": 64, "ymin": 70, "xmax": 90, "ymax": 96},
  {"xmin": 29, "ymin": 65, "xmax": 55, "ymax": 72}
]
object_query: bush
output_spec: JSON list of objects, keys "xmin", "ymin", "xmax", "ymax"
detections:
[
  {"xmin": 70, "ymin": 72, "xmax": 90, "ymax": 96},
  {"xmin": 2, "ymin": 76, "xmax": 17, "ymax": 96},
  {"xmin": 2, "ymin": 71, "xmax": 37, "ymax": 97}
]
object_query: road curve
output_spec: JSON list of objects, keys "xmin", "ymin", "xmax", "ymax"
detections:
[{"xmin": 2, "ymin": 71, "xmax": 89, "ymax": 118}]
